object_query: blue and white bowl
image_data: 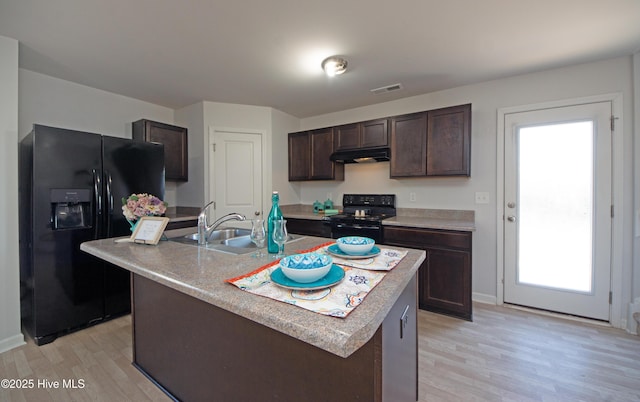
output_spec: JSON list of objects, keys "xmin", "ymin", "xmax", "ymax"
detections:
[
  {"xmin": 336, "ymin": 236, "xmax": 375, "ymax": 255},
  {"xmin": 279, "ymin": 253, "xmax": 333, "ymax": 283}
]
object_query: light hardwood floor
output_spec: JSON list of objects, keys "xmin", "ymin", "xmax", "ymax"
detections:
[
  {"xmin": 419, "ymin": 304, "xmax": 640, "ymax": 402},
  {"xmin": 2, "ymin": 303, "xmax": 639, "ymax": 401}
]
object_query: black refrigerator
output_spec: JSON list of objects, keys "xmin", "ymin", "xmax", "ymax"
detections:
[{"xmin": 19, "ymin": 124, "xmax": 165, "ymax": 345}]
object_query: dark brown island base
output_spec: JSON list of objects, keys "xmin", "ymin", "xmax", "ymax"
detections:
[{"xmin": 81, "ymin": 231, "xmax": 424, "ymax": 402}]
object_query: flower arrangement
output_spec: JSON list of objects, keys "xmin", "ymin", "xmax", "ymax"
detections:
[{"xmin": 122, "ymin": 193, "xmax": 168, "ymax": 222}]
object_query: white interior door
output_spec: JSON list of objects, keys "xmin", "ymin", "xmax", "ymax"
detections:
[
  {"xmin": 209, "ymin": 128, "xmax": 264, "ymax": 227},
  {"xmin": 503, "ymin": 101, "xmax": 612, "ymax": 320}
]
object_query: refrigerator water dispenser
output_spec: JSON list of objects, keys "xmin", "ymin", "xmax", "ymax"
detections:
[{"xmin": 51, "ymin": 189, "xmax": 91, "ymax": 229}]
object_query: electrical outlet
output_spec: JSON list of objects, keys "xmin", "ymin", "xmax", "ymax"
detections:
[
  {"xmin": 409, "ymin": 192, "xmax": 416, "ymax": 202},
  {"xmin": 326, "ymin": 193, "xmax": 332, "ymax": 201},
  {"xmin": 475, "ymin": 192, "xmax": 490, "ymax": 204}
]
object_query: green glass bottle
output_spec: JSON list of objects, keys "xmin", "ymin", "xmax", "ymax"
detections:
[{"xmin": 267, "ymin": 191, "xmax": 282, "ymax": 254}]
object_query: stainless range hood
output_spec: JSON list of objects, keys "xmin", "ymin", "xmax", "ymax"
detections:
[{"xmin": 329, "ymin": 148, "xmax": 390, "ymax": 164}]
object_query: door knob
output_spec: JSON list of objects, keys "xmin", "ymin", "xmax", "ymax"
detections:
[
  {"xmin": 507, "ymin": 216, "xmax": 516, "ymax": 222},
  {"xmin": 254, "ymin": 211, "xmax": 261, "ymax": 216}
]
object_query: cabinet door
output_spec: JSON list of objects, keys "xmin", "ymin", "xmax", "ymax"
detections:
[
  {"xmin": 133, "ymin": 120, "xmax": 188, "ymax": 181},
  {"xmin": 334, "ymin": 123, "xmax": 360, "ymax": 150},
  {"xmin": 383, "ymin": 226, "xmax": 472, "ymax": 320},
  {"xmin": 310, "ymin": 128, "xmax": 339, "ymax": 180},
  {"xmin": 381, "ymin": 274, "xmax": 418, "ymax": 401},
  {"xmin": 427, "ymin": 104, "xmax": 471, "ymax": 176},
  {"xmin": 361, "ymin": 118, "xmax": 389, "ymax": 148},
  {"xmin": 390, "ymin": 112, "xmax": 427, "ymax": 177},
  {"xmin": 288, "ymin": 132, "xmax": 310, "ymax": 181},
  {"xmin": 424, "ymin": 248, "xmax": 471, "ymax": 320}
]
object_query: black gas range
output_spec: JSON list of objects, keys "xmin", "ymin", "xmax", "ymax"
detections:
[{"xmin": 329, "ymin": 194, "xmax": 396, "ymax": 243}]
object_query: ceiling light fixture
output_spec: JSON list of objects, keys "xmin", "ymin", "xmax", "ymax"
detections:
[{"xmin": 321, "ymin": 56, "xmax": 348, "ymax": 77}]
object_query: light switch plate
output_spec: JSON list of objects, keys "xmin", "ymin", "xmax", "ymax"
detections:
[
  {"xmin": 409, "ymin": 192, "xmax": 416, "ymax": 202},
  {"xmin": 475, "ymin": 192, "xmax": 490, "ymax": 204}
]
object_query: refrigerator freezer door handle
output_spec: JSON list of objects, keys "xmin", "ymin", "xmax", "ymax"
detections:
[
  {"xmin": 93, "ymin": 169, "xmax": 102, "ymax": 239},
  {"xmin": 105, "ymin": 171, "xmax": 113, "ymax": 237}
]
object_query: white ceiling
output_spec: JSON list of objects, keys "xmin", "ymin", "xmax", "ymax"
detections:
[{"xmin": 1, "ymin": 0, "xmax": 639, "ymax": 118}]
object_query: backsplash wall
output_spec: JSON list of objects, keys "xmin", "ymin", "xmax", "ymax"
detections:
[{"xmin": 299, "ymin": 162, "xmax": 475, "ymax": 210}]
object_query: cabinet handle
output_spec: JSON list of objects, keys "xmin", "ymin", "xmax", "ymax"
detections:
[
  {"xmin": 400, "ymin": 305, "xmax": 410, "ymax": 339},
  {"xmin": 507, "ymin": 216, "xmax": 516, "ymax": 222}
]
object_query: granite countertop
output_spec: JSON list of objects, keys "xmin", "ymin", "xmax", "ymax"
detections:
[
  {"xmin": 281, "ymin": 204, "xmax": 476, "ymax": 231},
  {"xmin": 280, "ymin": 204, "xmax": 332, "ymax": 221},
  {"xmin": 385, "ymin": 208, "xmax": 475, "ymax": 231},
  {"xmin": 80, "ymin": 229, "xmax": 424, "ymax": 358}
]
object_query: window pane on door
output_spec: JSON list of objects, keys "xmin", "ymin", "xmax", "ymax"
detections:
[{"xmin": 517, "ymin": 121, "xmax": 594, "ymax": 293}]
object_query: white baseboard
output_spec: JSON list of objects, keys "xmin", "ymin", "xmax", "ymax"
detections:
[
  {"xmin": 0, "ymin": 333, "xmax": 25, "ymax": 354},
  {"xmin": 472, "ymin": 292, "xmax": 497, "ymax": 305}
]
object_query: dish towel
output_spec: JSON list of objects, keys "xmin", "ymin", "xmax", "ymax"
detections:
[{"xmin": 225, "ymin": 242, "xmax": 406, "ymax": 318}]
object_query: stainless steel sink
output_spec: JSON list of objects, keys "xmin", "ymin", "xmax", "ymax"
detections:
[
  {"xmin": 222, "ymin": 235, "xmax": 254, "ymax": 248},
  {"xmin": 182, "ymin": 228, "xmax": 251, "ymax": 242},
  {"xmin": 168, "ymin": 228, "xmax": 301, "ymax": 255},
  {"xmin": 168, "ymin": 228, "xmax": 257, "ymax": 255}
]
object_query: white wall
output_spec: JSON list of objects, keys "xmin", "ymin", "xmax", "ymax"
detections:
[
  {"xmin": 298, "ymin": 56, "xmax": 636, "ymax": 324},
  {"xmin": 19, "ymin": 69, "xmax": 174, "ymax": 140},
  {"xmin": 174, "ymin": 102, "xmax": 205, "ymax": 207},
  {"xmin": 174, "ymin": 102, "xmax": 299, "ymax": 212},
  {"xmin": 0, "ymin": 36, "xmax": 23, "ymax": 353},
  {"xmin": 271, "ymin": 108, "xmax": 301, "ymax": 205}
]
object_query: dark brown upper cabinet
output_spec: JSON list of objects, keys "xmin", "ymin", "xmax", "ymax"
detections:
[
  {"xmin": 335, "ymin": 118, "xmax": 389, "ymax": 151},
  {"xmin": 334, "ymin": 123, "xmax": 360, "ymax": 150},
  {"xmin": 427, "ymin": 104, "xmax": 471, "ymax": 176},
  {"xmin": 133, "ymin": 119, "xmax": 188, "ymax": 181},
  {"xmin": 288, "ymin": 131, "xmax": 310, "ymax": 181},
  {"xmin": 390, "ymin": 104, "xmax": 471, "ymax": 178},
  {"xmin": 288, "ymin": 128, "xmax": 344, "ymax": 181},
  {"xmin": 390, "ymin": 112, "xmax": 428, "ymax": 177}
]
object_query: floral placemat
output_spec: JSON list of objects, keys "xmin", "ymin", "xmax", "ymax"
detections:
[
  {"xmin": 225, "ymin": 242, "xmax": 403, "ymax": 318},
  {"xmin": 227, "ymin": 264, "xmax": 386, "ymax": 318}
]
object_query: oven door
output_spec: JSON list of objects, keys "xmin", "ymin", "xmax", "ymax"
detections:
[{"xmin": 330, "ymin": 222, "xmax": 383, "ymax": 243}]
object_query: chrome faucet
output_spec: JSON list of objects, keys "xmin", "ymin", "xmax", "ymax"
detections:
[{"xmin": 197, "ymin": 202, "xmax": 246, "ymax": 245}]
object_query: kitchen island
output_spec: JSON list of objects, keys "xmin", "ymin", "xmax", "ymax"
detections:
[{"xmin": 81, "ymin": 231, "xmax": 424, "ymax": 401}]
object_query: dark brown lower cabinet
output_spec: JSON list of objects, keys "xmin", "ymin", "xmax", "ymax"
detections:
[
  {"xmin": 285, "ymin": 217, "xmax": 332, "ymax": 237},
  {"xmin": 165, "ymin": 219, "xmax": 197, "ymax": 231},
  {"xmin": 132, "ymin": 273, "xmax": 418, "ymax": 401},
  {"xmin": 384, "ymin": 226, "xmax": 472, "ymax": 320}
]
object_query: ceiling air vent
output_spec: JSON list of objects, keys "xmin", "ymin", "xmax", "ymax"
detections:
[{"xmin": 370, "ymin": 83, "xmax": 403, "ymax": 95}]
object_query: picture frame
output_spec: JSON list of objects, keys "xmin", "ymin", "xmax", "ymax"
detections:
[{"xmin": 130, "ymin": 216, "xmax": 170, "ymax": 245}]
